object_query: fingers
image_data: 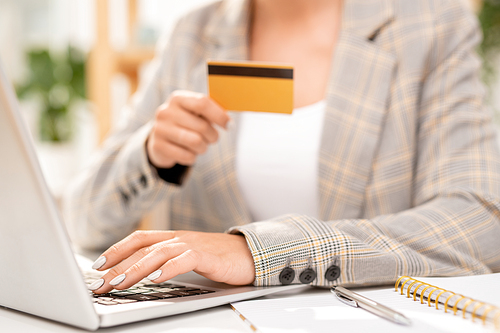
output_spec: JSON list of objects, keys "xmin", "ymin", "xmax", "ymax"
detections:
[
  {"xmin": 89, "ymin": 231, "xmax": 255, "ymax": 294},
  {"xmin": 148, "ymin": 250, "xmax": 201, "ymax": 283},
  {"xmin": 148, "ymin": 133, "xmax": 197, "ymax": 166},
  {"xmin": 91, "ymin": 244, "xmax": 154, "ymax": 294},
  {"xmin": 174, "ymin": 109, "xmax": 219, "ymax": 144},
  {"xmin": 92, "ymin": 242, "xmax": 186, "ymax": 294},
  {"xmin": 147, "ymin": 91, "xmax": 228, "ymax": 169},
  {"xmin": 170, "ymin": 91, "xmax": 230, "ymax": 129},
  {"xmin": 156, "ymin": 125, "xmax": 208, "ymax": 155},
  {"xmin": 95, "ymin": 230, "xmax": 176, "ymax": 271}
]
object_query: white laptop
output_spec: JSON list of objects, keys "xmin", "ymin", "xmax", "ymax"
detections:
[{"xmin": 0, "ymin": 60, "xmax": 303, "ymax": 330}]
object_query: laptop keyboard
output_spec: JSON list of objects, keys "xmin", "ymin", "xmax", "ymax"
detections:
[{"xmin": 84, "ymin": 271, "xmax": 216, "ymax": 306}]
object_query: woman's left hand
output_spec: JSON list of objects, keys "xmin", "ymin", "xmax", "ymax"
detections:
[{"xmin": 89, "ymin": 230, "xmax": 255, "ymax": 294}]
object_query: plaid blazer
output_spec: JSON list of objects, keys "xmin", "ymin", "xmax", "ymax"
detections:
[{"xmin": 64, "ymin": 0, "xmax": 500, "ymax": 287}]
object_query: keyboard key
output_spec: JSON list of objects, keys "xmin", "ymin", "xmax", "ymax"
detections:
[
  {"xmin": 114, "ymin": 299, "xmax": 138, "ymax": 304},
  {"xmin": 128, "ymin": 287, "xmax": 154, "ymax": 293},
  {"xmin": 122, "ymin": 294, "xmax": 160, "ymax": 301},
  {"xmin": 143, "ymin": 283, "xmax": 185, "ymax": 288},
  {"xmin": 165, "ymin": 290, "xmax": 194, "ymax": 297},
  {"xmin": 96, "ymin": 299, "xmax": 118, "ymax": 305},
  {"xmin": 154, "ymin": 287, "xmax": 176, "ymax": 292},
  {"xmin": 173, "ymin": 288, "xmax": 201, "ymax": 292},
  {"xmin": 143, "ymin": 292, "xmax": 180, "ymax": 299},
  {"xmin": 111, "ymin": 291, "xmax": 135, "ymax": 297},
  {"xmin": 96, "ymin": 297, "xmax": 114, "ymax": 301},
  {"xmin": 118, "ymin": 288, "xmax": 152, "ymax": 294},
  {"xmin": 198, "ymin": 290, "xmax": 216, "ymax": 294}
]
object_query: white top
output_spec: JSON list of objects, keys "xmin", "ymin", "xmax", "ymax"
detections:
[{"xmin": 235, "ymin": 100, "xmax": 326, "ymax": 221}]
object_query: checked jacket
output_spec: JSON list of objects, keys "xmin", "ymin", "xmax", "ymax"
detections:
[{"xmin": 64, "ymin": 0, "xmax": 500, "ymax": 287}]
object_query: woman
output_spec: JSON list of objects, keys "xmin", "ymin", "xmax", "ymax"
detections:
[{"xmin": 64, "ymin": 0, "xmax": 500, "ymax": 294}]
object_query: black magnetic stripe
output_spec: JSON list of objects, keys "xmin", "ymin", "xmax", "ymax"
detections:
[{"xmin": 208, "ymin": 65, "xmax": 293, "ymax": 79}]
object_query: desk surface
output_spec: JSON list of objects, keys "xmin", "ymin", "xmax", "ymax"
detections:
[{"xmin": 0, "ymin": 302, "xmax": 248, "ymax": 333}]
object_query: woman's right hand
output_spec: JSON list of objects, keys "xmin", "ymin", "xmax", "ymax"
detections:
[{"xmin": 147, "ymin": 90, "xmax": 230, "ymax": 169}]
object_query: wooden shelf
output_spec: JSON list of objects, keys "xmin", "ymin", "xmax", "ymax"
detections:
[
  {"xmin": 116, "ymin": 47, "xmax": 155, "ymax": 73},
  {"xmin": 87, "ymin": 0, "xmax": 155, "ymax": 143},
  {"xmin": 87, "ymin": 0, "xmax": 155, "ymax": 229}
]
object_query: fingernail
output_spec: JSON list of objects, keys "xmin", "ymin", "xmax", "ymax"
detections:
[
  {"xmin": 146, "ymin": 270, "xmax": 162, "ymax": 281},
  {"xmin": 109, "ymin": 274, "xmax": 126, "ymax": 286},
  {"xmin": 92, "ymin": 256, "xmax": 106, "ymax": 270},
  {"xmin": 88, "ymin": 279, "xmax": 104, "ymax": 291}
]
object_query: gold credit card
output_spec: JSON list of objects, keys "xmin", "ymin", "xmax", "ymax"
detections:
[{"xmin": 207, "ymin": 61, "xmax": 293, "ymax": 114}]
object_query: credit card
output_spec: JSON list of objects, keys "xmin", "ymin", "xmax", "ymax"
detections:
[{"xmin": 207, "ymin": 61, "xmax": 293, "ymax": 114}]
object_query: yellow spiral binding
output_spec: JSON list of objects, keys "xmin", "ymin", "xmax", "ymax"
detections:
[
  {"xmin": 482, "ymin": 306, "xmax": 496, "ymax": 325},
  {"xmin": 494, "ymin": 311, "xmax": 500, "ymax": 330},
  {"xmin": 472, "ymin": 303, "xmax": 486, "ymax": 322},
  {"xmin": 461, "ymin": 299, "xmax": 475, "ymax": 318},
  {"xmin": 444, "ymin": 293, "xmax": 459, "ymax": 313},
  {"xmin": 395, "ymin": 276, "xmax": 409, "ymax": 292},
  {"xmin": 435, "ymin": 290, "xmax": 449, "ymax": 310},
  {"xmin": 451, "ymin": 296, "xmax": 467, "ymax": 315},
  {"xmin": 394, "ymin": 276, "xmax": 500, "ymax": 330},
  {"xmin": 412, "ymin": 282, "xmax": 426, "ymax": 301},
  {"xmin": 419, "ymin": 285, "xmax": 436, "ymax": 304},
  {"xmin": 406, "ymin": 280, "xmax": 420, "ymax": 298},
  {"xmin": 427, "ymin": 287, "xmax": 444, "ymax": 307},
  {"xmin": 400, "ymin": 277, "xmax": 413, "ymax": 295}
]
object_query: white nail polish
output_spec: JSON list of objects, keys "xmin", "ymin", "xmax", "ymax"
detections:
[
  {"xmin": 92, "ymin": 256, "xmax": 106, "ymax": 270},
  {"xmin": 146, "ymin": 270, "xmax": 162, "ymax": 281},
  {"xmin": 109, "ymin": 274, "xmax": 126, "ymax": 286},
  {"xmin": 89, "ymin": 279, "xmax": 104, "ymax": 291}
]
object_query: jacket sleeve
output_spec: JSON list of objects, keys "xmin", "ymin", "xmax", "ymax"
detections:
[
  {"xmin": 62, "ymin": 27, "xmax": 184, "ymax": 251},
  {"xmin": 229, "ymin": 2, "xmax": 500, "ymax": 287}
]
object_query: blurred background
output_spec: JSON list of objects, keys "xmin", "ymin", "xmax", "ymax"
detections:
[
  {"xmin": 0, "ymin": 0, "xmax": 499, "ymax": 218},
  {"xmin": 0, "ymin": 0, "xmax": 214, "ymax": 199}
]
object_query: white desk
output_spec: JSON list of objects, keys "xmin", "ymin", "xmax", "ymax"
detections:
[
  {"xmin": 0, "ymin": 303, "xmax": 248, "ymax": 332},
  {"xmin": 0, "ymin": 287, "xmax": 322, "ymax": 332}
]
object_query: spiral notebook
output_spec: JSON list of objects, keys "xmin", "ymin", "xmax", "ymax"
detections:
[
  {"xmin": 231, "ymin": 273, "xmax": 500, "ymax": 333},
  {"xmin": 395, "ymin": 275, "xmax": 500, "ymax": 330}
]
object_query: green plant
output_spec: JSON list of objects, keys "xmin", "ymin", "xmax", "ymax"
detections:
[
  {"xmin": 16, "ymin": 46, "xmax": 86, "ymax": 142},
  {"xmin": 478, "ymin": 0, "xmax": 500, "ymax": 89}
]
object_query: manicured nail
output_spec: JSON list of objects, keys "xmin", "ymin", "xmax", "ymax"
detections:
[
  {"xmin": 89, "ymin": 279, "xmax": 104, "ymax": 291},
  {"xmin": 92, "ymin": 256, "xmax": 106, "ymax": 270},
  {"xmin": 146, "ymin": 270, "xmax": 162, "ymax": 281},
  {"xmin": 109, "ymin": 274, "xmax": 126, "ymax": 286}
]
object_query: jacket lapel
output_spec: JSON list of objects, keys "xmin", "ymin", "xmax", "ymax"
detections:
[{"xmin": 319, "ymin": 0, "xmax": 396, "ymax": 220}]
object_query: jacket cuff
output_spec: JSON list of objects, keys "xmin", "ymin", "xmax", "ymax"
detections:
[
  {"xmin": 149, "ymin": 163, "xmax": 190, "ymax": 186},
  {"xmin": 228, "ymin": 214, "xmax": 345, "ymax": 287},
  {"xmin": 116, "ymin": 122, "xmax": 182, "ymax": 208}
]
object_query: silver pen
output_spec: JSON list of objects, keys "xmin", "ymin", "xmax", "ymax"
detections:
[{"xmin": 331, "ymin": 286, "xmax": 412, "ymax": 326}]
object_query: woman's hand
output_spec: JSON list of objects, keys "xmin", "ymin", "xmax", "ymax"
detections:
[
  {"xmin": 89, "ymin": 230, "xmax": 256, "ymax": 293},
  {"xmin": 147, "ymin": 90, "xmax": 230, "ymax": 168}
]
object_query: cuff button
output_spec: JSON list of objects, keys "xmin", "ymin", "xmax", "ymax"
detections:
[
  {"xmin": 325, "ymin": 265, "xmax": 341, "ymax": 282},
  {"xmin": 119, "ymin": 189, "xmax": 129, "ymax": 205},
  {"xmin": 130, "ymin": 185, "xmax": 138, "ymax": 196},
  {"xmin": 279, "ymin": 267, "xmax": 295, "ymax": 285},
  {"xmin": 140, "ymin": 174, "xmax": 148, "ymax": 188},
  {"xmin": 299, "ymin": 268, "xmax": 316, "ymax": 284}
]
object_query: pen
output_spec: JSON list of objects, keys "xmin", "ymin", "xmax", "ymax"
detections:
[{"xmin": 331, "ymin": 286, "xmax": 412, "ymax": 326}]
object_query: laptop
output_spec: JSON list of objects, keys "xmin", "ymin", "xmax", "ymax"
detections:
[{"xmin": 0, "ymin": 60, "xmax": 303, "ymax": 330}]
